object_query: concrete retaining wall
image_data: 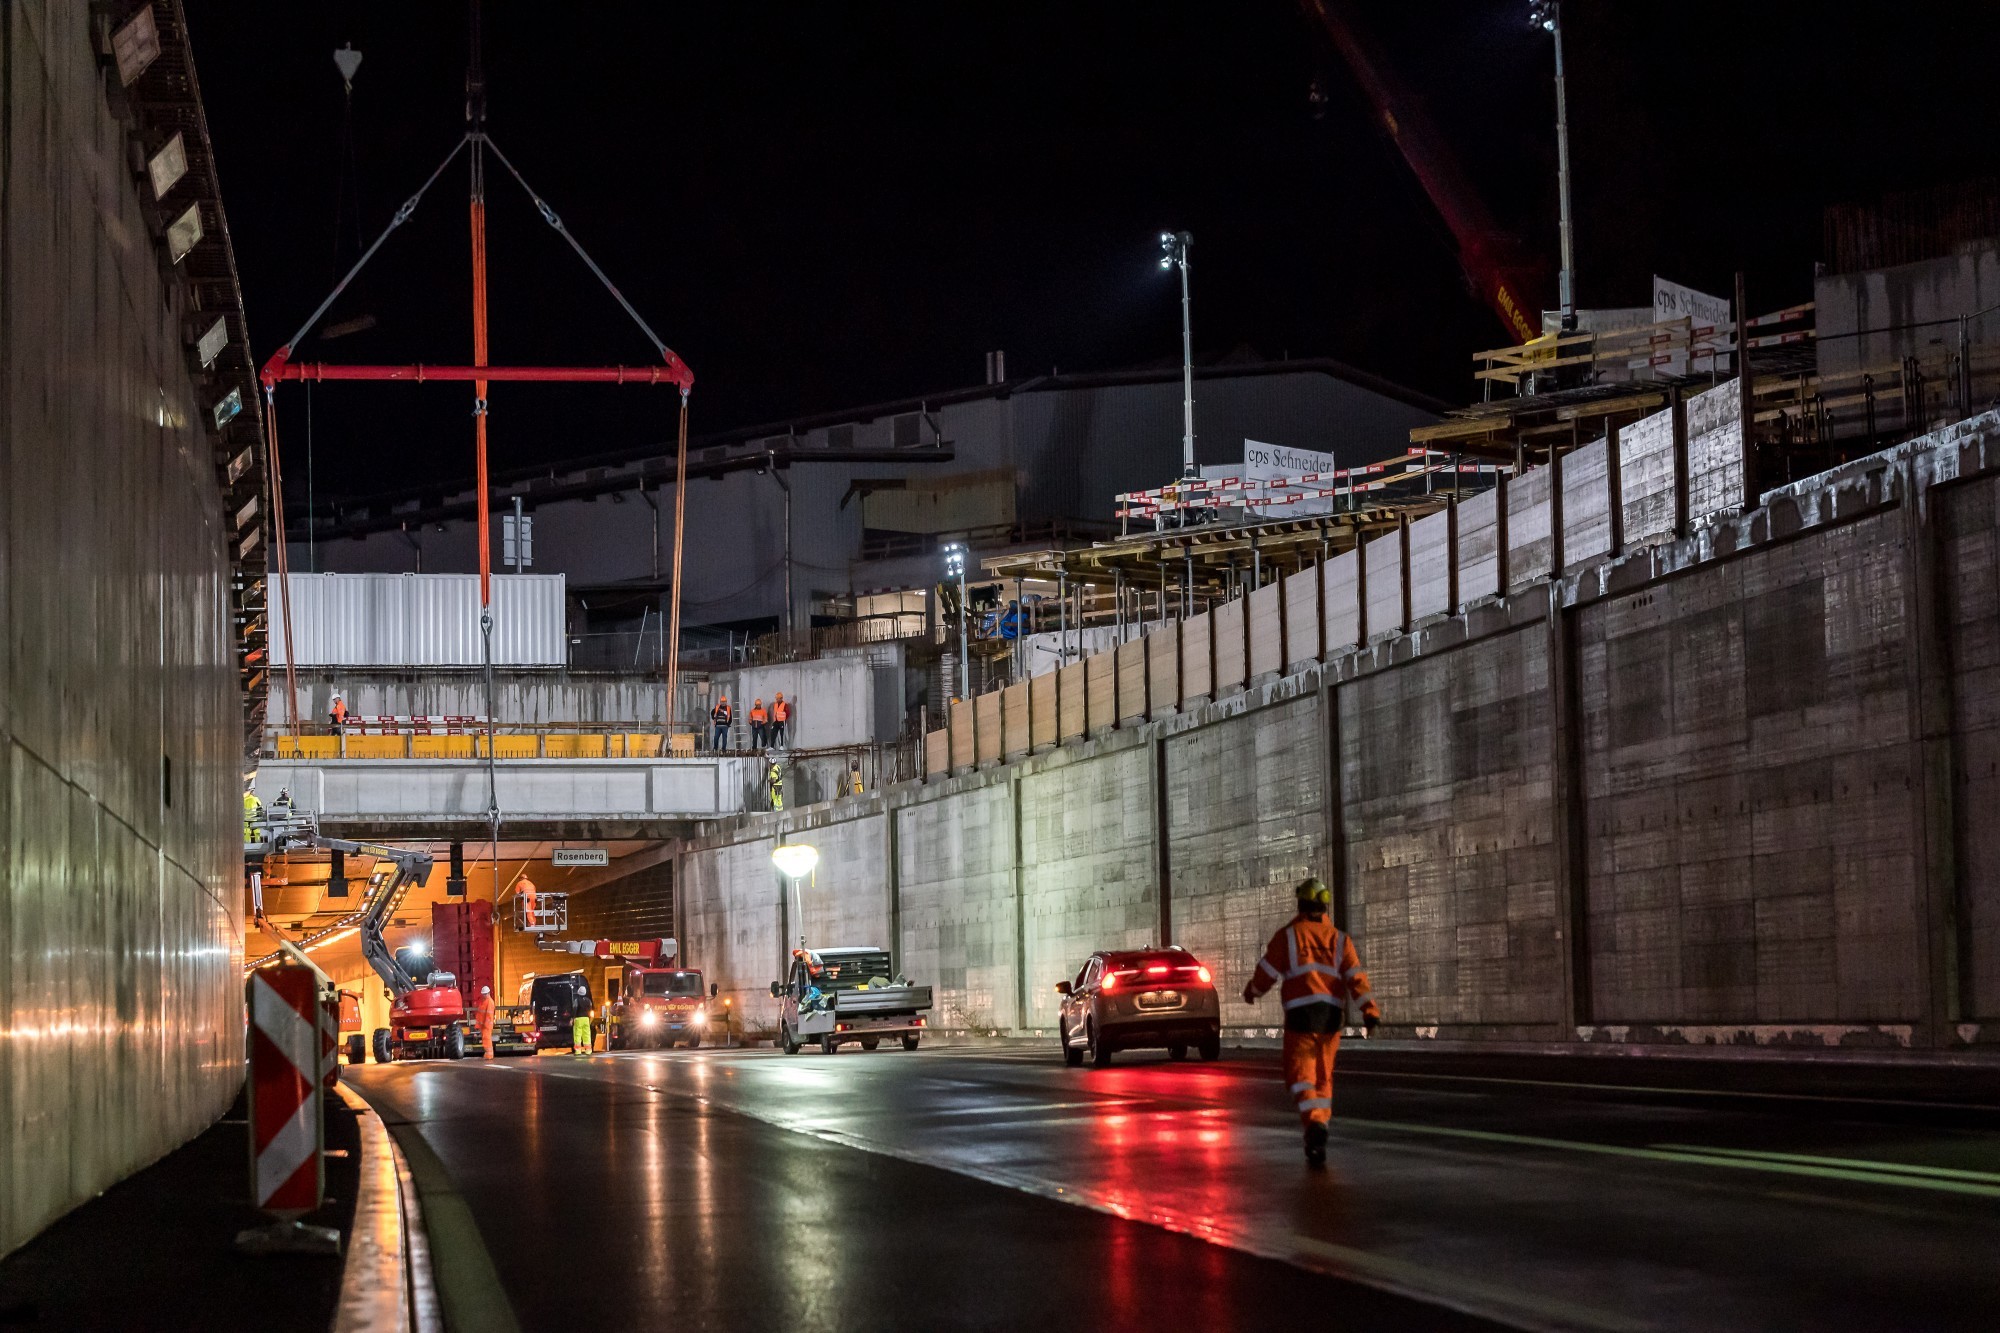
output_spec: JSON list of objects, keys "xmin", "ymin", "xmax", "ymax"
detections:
[
  {"xmin": 1, "ymin": 4, "xmax": 244, "ymax": 1257},
  {"xmin": 664, "ymin": 414, "xmax": 2000, "ymax": 1054}
]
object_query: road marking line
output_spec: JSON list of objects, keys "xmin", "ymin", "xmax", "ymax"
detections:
[
  {"xmin": 1352, "ymin": 1118, "xmax": 2000, "ymax": 1200},
  {"xmin": 1650, "ymin": 1144, "xmax": 2000, "ymax": 1186},
  {"xmin": 1337, "ymin": 1068, "xmax": 2000, "ymax": 1113}
]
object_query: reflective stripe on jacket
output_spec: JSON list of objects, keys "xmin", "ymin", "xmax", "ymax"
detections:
[
  {"xmin": 773, "ymin": 700, "xmax": 790, "ymax": 720},
  {"xmin": 1246, "ymin": 913, "xmax": 1380, "ymax": 1020}
]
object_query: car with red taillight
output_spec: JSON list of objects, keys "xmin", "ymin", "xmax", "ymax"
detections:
[{"xmin": 1055, "ymin": 946, "xmax": 1221, "ymax": 1066}]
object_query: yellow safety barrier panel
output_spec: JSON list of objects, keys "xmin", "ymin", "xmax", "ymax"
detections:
[{"xmin": 410, "ymin": 735, "xmax": 476, "ymax": 759}]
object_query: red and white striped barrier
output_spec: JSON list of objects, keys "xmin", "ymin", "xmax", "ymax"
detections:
[
  {"xmin": 348, "ymin": 714, "xmax": 488, "ymax": 735},
  {"xmin": 247, "ymin": 966, "xmax": 324, "ymax": 1219}
]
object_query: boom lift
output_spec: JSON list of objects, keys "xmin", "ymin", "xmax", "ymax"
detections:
[{"xmin": 250, "ymin": 810, "xmax": 474, "ymax": 1062}]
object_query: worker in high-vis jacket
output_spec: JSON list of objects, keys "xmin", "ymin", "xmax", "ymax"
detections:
[
  {"xmin": 1242, "ymin": 876, "xmax": 1380, "ymax": 1167},
  {"xmin": 476, "ymin": 985, "xmax": 497, "ymax": 1059}
]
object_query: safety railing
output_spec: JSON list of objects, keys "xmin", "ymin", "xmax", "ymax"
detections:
[{"xmin": 265, "ymin": 720, "xmax": 681, "ymax": 760}]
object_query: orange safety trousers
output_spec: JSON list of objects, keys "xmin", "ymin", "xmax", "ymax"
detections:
[{"xmin": 1282, "ymin": 1029, "xmax": 1341, "ymax": 1125}]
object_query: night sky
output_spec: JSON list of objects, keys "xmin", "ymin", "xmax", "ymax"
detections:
[{"xmin": 185, "ymin": 2, "xmax": 2000, "ymax": 500}]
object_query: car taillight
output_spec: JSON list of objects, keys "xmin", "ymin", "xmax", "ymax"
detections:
[
  {"xmin": 1196, "ymin": 966, "xmax": 1212, "ymax": 983},
  {"xmin": 914, "ymin": 1016, "xmax": 925, "ymax": 1026},
  {"xmin": 1146, "ymin": 965, "xmax": 1169, "ymax": 975},
  {"xmin": 1101, "ymin": 973, "xmax": 1118, "ymax": 992}
]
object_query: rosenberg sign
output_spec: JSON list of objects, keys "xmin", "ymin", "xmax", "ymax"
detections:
[{"xmin": 551, "ymin": 848, "xmax": 609, "ymax": 867}]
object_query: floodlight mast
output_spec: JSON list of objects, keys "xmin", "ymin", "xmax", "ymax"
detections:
[
  {"xmin": 1160, "ymin": 231, "xmax": 1195, "ymax": 477},
  {"xmin": 944, "ymin": 544, "xmax": 969, "ymax": 700},
  {"xmin": 1530, "ymin": 0, "xmax": 1576, "ymax": 329}
]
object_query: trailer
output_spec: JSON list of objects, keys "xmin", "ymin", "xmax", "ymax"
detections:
[{"xmin": 771, "ymin": 946, "xmax": 932, "ymax": 1054}]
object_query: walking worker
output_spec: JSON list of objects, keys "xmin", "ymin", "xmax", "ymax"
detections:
[
  {"xmin": 710, "ymin": 694, "xmax": 732, "ymax": 751},
  {"xmin": 766, "ymin": 759, "xmax": 784, "ymax": 812},
  {"xmin": 771, "ymin": 692, "xmax": 791, "ymax": 747},
  {"xmin": 1242, "ymin": 876, "xmax": 1380, "ymax": 1167},
  {"xmin": 476, "ymin": 985, "xmax": 497, "ymax": 1058},
  {"xmin": 571, "ymin": 1006, "xmax": 593, "ymax": 1056},
  {"xmin": 749, "ymin": 697, "xmax": 770, "ymax": 748}
]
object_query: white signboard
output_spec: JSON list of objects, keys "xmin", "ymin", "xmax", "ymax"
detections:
[
  {"xmin": 551, "ymin": 848, "xmax": 609, "ymax": 868},
  {"xmin": 1653, "ymin": 276, "xmax": 1733, "ymax": 375},
  {"xmin": 1244, "ymin": 439, "xmax": 1337, "ymax": 516}
]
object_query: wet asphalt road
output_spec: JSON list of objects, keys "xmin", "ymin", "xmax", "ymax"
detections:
[{"xmin": 349, "ymin": 1043, "xmax": 2000, "ymax": 1332}]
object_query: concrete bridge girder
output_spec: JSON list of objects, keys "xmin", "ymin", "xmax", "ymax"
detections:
[{"xmin": 253, "ymin": 756, "xmax": 764, "ymax": 829}]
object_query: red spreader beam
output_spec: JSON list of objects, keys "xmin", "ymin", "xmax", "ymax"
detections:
[{"xmin": 259, "ymin": 358, "xmax": 694, "ymax": 392}]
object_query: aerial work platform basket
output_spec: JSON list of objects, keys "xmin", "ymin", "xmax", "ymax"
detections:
[{"xmin": 515, "ymin": 893, "xmax": 568, "ymax": 934}]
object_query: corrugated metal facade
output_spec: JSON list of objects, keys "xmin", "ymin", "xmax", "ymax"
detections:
[
  {"xmin": 269, "ymin": 573, "xmax": 567, "ymax": 667},
  {"xmin": 2, "ymin": 3, "xmax": 242, "ymax": 1257}
]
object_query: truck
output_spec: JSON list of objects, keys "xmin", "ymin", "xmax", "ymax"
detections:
[
  {"xmin": 771, "ymin": 946, "xmax": 932, "ymax": 1054},
  {"xmin": 603, "ymin": 946, "xmax": 717, "ymax": 1050}
]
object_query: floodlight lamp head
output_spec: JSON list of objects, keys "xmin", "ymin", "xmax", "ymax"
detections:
[{"xmin": 771, "ymin": 843, "xmax": 820, "ymax": 879}]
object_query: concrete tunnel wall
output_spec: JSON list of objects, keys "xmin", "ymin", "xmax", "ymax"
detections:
[
  {"xmin": 0, "ymin": 4, "xmax": 245, "ymax": 1256},
  {"xmin": 661, "ymin": 414, "xmax": 2000, "ymax": 1052}
]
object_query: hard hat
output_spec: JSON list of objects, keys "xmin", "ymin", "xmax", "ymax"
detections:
[
  {"xmin": 480, "ymin": 985, "xmax": 491, "ymax": 995},
  {"xmin": 1295, "ymin": 876, "xmax": 1331, "ymax": 906}
]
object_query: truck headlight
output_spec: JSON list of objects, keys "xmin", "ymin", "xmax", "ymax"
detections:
[
  {"xmin": 639, "ymin": 1009, "xmax": 658, "ymax": 1027},
  {"xmin": 691, "ymin": 1006, "xmax": 707, "ymax": 1026}
]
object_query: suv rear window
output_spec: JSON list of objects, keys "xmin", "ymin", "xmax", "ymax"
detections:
[{"xmin": 1109, "ymin": 950, "xmax": 1202, "ymax": 971}]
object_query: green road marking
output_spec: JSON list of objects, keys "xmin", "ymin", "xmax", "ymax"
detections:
[
  {"xmin": 1650, "ymin": 1144, "xmax": 2000, "ymax": 1186},
  {"xmin": 377, "ymin": 1115, "xmax": 522, "ymax": 1333},
  {"xmin": 1354, "ymin": 1118, "xmax": 2000, "ymax": 1200}
]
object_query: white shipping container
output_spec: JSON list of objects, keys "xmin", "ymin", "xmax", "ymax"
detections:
[{"xmin": 268, "ymin": 573, "xmax": 567, "ymax": 667}]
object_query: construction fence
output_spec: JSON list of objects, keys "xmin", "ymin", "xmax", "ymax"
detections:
[{"xmin": 927, "ymin": 377, "xmax": 1747, "ymax": 775}]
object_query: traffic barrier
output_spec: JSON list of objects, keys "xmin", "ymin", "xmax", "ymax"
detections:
[
  {"xmin": 320, "ymin": 988, "xmax": 341, "ymax": 1092},
  {"xmin": 247, "ymin": 965, "xmax": 324, "ymax": 1218}
]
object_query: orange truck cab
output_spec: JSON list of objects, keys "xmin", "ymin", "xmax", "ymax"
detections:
[{"xmin": 607, "ymin": 965, "xmax": 716, "ymax": 1049}]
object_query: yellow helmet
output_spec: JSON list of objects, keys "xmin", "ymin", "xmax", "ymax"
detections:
[{"xmin": 1295, "ymin": 876, "xmax": 1331, "ymax": 907}]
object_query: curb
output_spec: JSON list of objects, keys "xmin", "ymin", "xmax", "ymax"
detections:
[{"xmin": 333, "ymin": 1082, "xmax": 442, "ymax": 1333}]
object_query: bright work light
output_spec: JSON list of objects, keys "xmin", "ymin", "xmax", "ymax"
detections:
[{"xmin": 771, "ymin": 843, "xmax": 820, "ymax": 879}]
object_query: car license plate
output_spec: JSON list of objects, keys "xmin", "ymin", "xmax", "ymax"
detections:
[
  {"xmin": 405, "ymin": 1028, "xmax": 429, "ymax": 1040},
  {"xmin": 1136, "ymin": 991, "xmax": 1182, "ymax": 1010}
]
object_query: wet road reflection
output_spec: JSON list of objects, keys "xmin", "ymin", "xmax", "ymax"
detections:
[{"xmin": 351, "ymin": 1045, "xmax": 2000, "ymax": 1332}]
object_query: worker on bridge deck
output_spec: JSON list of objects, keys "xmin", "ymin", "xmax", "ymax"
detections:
[
  {"xmin": 771, "ymin": 692, "xmax": 790, "ymax": 747},
  {"xmin": 710, "ymin": 695, "xmax": 732, "ymax": 751},
  {"xmin": 476, "ymin": 985, "xmax": 497, "ymax": 1058},
  {"xmin": 749, "ymin": 697, "xmax": 769, "ymax": 748},
  {"xmin": 1242, "ymin": 876, "xmax": 1380, "ymax": 1167}
]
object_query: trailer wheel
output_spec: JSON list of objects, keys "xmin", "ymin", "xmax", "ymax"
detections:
[
  {"xmin": 445, "ymin": 1026, "xmax": 466, "ymax": 1061},
  {"xmin": 346, "ymin": 1034, "xmax": 366, "ymax": 1065},
  {"xmin": 371, "ymin": 1029, "xmax": 393, "ymax": 1064},
  {"xmin": 820, "ymin": 1034, "xmax": 838, "ymax": 1055},
  {"xmin": 860, "ymin": 1037, "xmax": 880, "ymax": 1051},
  {"xmin": 901, "ymin": 1033, "xmax": 921, "ymax": 1052},
  {"xmin": 685, "ymin": 1033, "xmax": 702, "ymax": 1050}
]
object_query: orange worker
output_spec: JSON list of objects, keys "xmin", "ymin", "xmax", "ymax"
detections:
[
  {"xmin": 329, "ymin": 692, "xmax": 349, "ymax": 730},
  {"xmin": 749, "ymin": 697, "xmax": 770, "ymax": 748},
  {"xmin": 517, "ymin": 876, "xmax": 538, "ymax": 931},
  {"xmin": 476, "ymin": 985, "xmax": 497, "ymax": 1058},
  {"xmin": 1242, "ymin": 876, "xmax": 1380, "ymax": 1167},
  {"xmin": 771, "ymin": 693, "xmax": 790, "ymax": 747}
]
